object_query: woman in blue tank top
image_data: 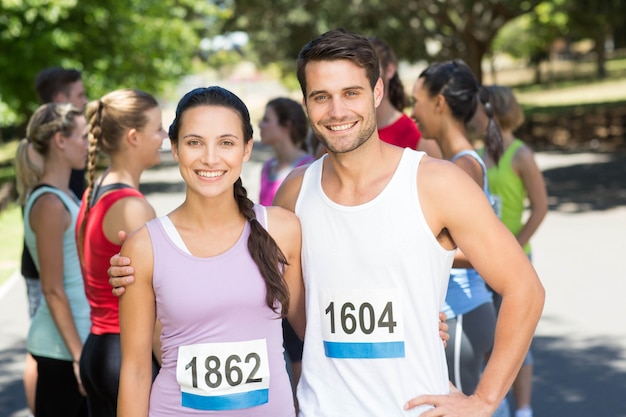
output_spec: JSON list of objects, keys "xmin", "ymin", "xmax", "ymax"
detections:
[
  {"xmin": 410, "ymin": 59, "xmax": 507, "ymax": 402},
  {"xmin": 16, "ymin": 103, "xmax": 90, "ymax": 417},
  {"xmin": 116, "ymin": 87, "xmax": 306, "ymax": 417}
]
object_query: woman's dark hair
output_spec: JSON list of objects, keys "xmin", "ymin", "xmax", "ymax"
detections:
[
  {"xmin": 369, "ymin": 37, "xmax": 409, "ymax": 112},
  {"xmin": 296, "ymin": 28, "xmax": 380, "ymax": 99},
  {"xmin": 170, "ymin": 86, "xmax": 290, "ymax": 316},
  {"xmin": 266, "ymin": 97, "xmax": 309, "ymax": 152},
  {"xmin": 419, "ymin": 60, "xmax": 503, "ymax": 163}
]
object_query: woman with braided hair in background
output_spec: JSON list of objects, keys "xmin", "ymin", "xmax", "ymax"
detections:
[
  {"xmin": 117, "ymin": 86, "xmax": 305, "ymax": 416},
  {"xmin": 15, "ymin": 102, "xmax": 90, "ymax": 417},
  {"xmin": 76, "ymin": 89, "xmax": 166, "ymax": 416}
]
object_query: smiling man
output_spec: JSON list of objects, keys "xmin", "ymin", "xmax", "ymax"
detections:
[{"xmin": 272, "ymin": 28, "xmax": 544, "ymax": 417}]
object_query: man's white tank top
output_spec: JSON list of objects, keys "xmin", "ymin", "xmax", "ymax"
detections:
[{"xmin": 295, "ymin": 148, "xmax": 455, "ymax": 416}]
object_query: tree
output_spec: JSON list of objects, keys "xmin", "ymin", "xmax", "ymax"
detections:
[
  {"xmin": 492, "ymin": 2, "xmax": 569, "ymax": 84},
  {"xmin": 224, "ymin": 0, "xmax": 542, "ymax": 83},
  {"xmin": 0, "ymin": 0, "xmax": 230, "ymax": 130},
  {"xmin": 564, "ymin": 0, "xmax": 626, "ymax": 78},
  {"xmin": 494, "ymin": 0, "xmax": 626, "ymax": 83}
]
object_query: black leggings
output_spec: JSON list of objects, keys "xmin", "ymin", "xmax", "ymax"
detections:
[
  {"xmin": 80, "ymin": 333, "xmax": 160, "ymax": 417},
  {"xmin": 32, "ymin": 355, "xmax": 88, "ymax": 417},
  {"xmin": 282, "ymin": 318, "xmax": 304, "ymax": 362},
  {"xmin": 445, "ymin": 302, "xmax": 497, "ymax": 395}
]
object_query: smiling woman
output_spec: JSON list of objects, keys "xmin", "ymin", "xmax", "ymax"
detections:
[{"xmin": 116, "ymin": 86, "xmax": 305, "ymax": 417}]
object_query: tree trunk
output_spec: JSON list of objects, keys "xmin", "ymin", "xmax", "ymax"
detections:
[
  {"xmin": 534, "ymin": 63, "xmax": 542, "ymax": 84},
  {"xmin": 461, "ymin": 34, "xmax": 489, "ymax": 84},
  {"xmin": 595, "ymin": 31, "xmax": 607, "ymax": 79}
]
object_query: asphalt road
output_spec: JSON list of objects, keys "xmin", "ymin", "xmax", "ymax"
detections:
[{"xmin": 1, "ymin": 146, "xmax": 625, "ymax": 417}]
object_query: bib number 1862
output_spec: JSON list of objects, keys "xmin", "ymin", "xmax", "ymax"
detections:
[{"xmin": 184, "ymin": 352, "xmax": 262, "ymax": 389}]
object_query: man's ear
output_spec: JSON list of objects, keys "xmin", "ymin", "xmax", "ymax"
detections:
[
  {"xmin": 374, "ymin": 77, "xmax": 384, "ymax": 108},
  {"xmin": 52, "ymin": 91, "xmax": 69, "ymax": 104}
]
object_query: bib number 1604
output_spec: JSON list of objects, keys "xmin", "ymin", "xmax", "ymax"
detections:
[{"xmin": 325, "ymin": 301, "xmax": 397, "ymax": 335}]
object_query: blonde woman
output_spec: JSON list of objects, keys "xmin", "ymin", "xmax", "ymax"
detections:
[{"xmin": 16, "ymin": 102, "xmax": 90, "ymax": 417}]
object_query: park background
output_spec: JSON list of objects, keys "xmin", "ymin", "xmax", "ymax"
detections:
[{"xmin": 1, "ymin": 1, "xmax": 625, "ymax": 416}]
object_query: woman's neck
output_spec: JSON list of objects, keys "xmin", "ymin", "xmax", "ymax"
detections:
[
  {"xmin": 501, "ymin": 130, "xmax": 515, "ymax": 149},
  {"xmin": 437, "ymin": 121, "xmax": 473, "ymax": 161},
  {"xmin": 273, "ymin": 141, "xmax": 307, "ymax": 167},
  {"xmin": 174, "ymin": 193, "xmax": 243, "ymax": 230},
  {"xmin": 102, "ymin": 158, "xmax": 143, "ymax": 189},
  {"xmin": 376, "ymin": 99, "xmax": 402, "ymax": 129},
  {"xmin": 39, "ymin": 163, "xmax": 72, "ymax": 193}
]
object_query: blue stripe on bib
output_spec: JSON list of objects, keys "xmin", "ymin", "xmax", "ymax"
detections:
[
  {"xmin": 182, "ymin": 388, "xmax": 269, "ymax": 410},
  {"xmin": 324, "ymin": 341, "xmax": 405, "ymax": 358}
]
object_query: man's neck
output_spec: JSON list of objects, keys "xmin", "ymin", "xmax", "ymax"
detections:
[{"xmin": 321, "ymin": 139, "xmax": 403, "ymax": 206}]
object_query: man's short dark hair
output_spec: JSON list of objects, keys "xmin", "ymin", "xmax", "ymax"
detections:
[
  {"xmin": 34, "ymin": 67, "xmax": 82, "ymax": 104},
  {"xmin": 296, "ymin": 28, "xmax": 380, "ymax": 99}
]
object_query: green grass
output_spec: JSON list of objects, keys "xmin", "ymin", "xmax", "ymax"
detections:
[
  {"xmin": 0, "ymin": 140, "xmax": 18, "ymax": 184},
  {"xmin": 0, "ymin": 139, "xmax": 18, "ymax": 161},
  {"xmin": 0, "ymin": 203, "xmax": 23, "ymax": 285}
]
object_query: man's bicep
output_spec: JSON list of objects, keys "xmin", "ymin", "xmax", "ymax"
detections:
[{"xmin": 272, "ymin": 168, "xmax": 306, "ymax": 212}]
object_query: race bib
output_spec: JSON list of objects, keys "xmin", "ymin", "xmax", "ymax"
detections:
[
  {"xmin": 176, "ymin": 339, "xmax": 270, "ymax": 410},
  {"xmin": 320, "ymin": 289, "xmax": 405, "ymax": 359}
]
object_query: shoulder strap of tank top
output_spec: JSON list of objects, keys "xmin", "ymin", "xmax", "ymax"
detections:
[
  {"xmin": 89, "ymin": 183, "xmax": 134, "ymax": 207},
  {"xmin": 451, "ymin": 150, "xmax": 489, "ymax": 194}
]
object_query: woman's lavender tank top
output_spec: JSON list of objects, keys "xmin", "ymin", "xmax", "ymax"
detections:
[{"xmin": 145, "ymin": 205, "xmax": 294, "ymax": 416}]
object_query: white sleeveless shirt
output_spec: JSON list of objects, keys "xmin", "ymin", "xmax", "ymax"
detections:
[{"xmin": 295, "ymin": 148, "xmax": 455, "ymax": 416}]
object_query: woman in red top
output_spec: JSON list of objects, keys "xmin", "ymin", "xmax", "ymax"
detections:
[
  {"xmin": 369, "ymin": 36, "xmax": 441, "ymax": 157},
  {"xmin": 76, "ymin": 89, "xmax": 167, "ymax": 417}
]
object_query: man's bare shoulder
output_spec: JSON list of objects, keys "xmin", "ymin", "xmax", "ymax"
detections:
[
  {"xmin": 265, "ymin": 206, "xmax": 301, "ymax": 248},
  {"xmin": 272, "ymin": 163, "xmax": 312, "ymax": 212},
  {"xmin": 417, "ymin": 155, "xmax": 482, "ymax": 209},
  {"xmin": 418, "ymin": 154, "xmax": 464, "ymax": 183},
  {"xmin": 265, "ymin": 205, "xmax": 300, "ymax": 228}
]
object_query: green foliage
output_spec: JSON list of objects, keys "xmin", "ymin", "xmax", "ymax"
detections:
[
  {"xmin": 224, "ymin": 0, "xmax": 542, "ymax": 83},
  {"xmin": 0, "ymin": 0, "xmax": 230, "ymax": 130},
  {"xmin": 494, "ymin": 0, "xmax": 626, "ymax": 66}
]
